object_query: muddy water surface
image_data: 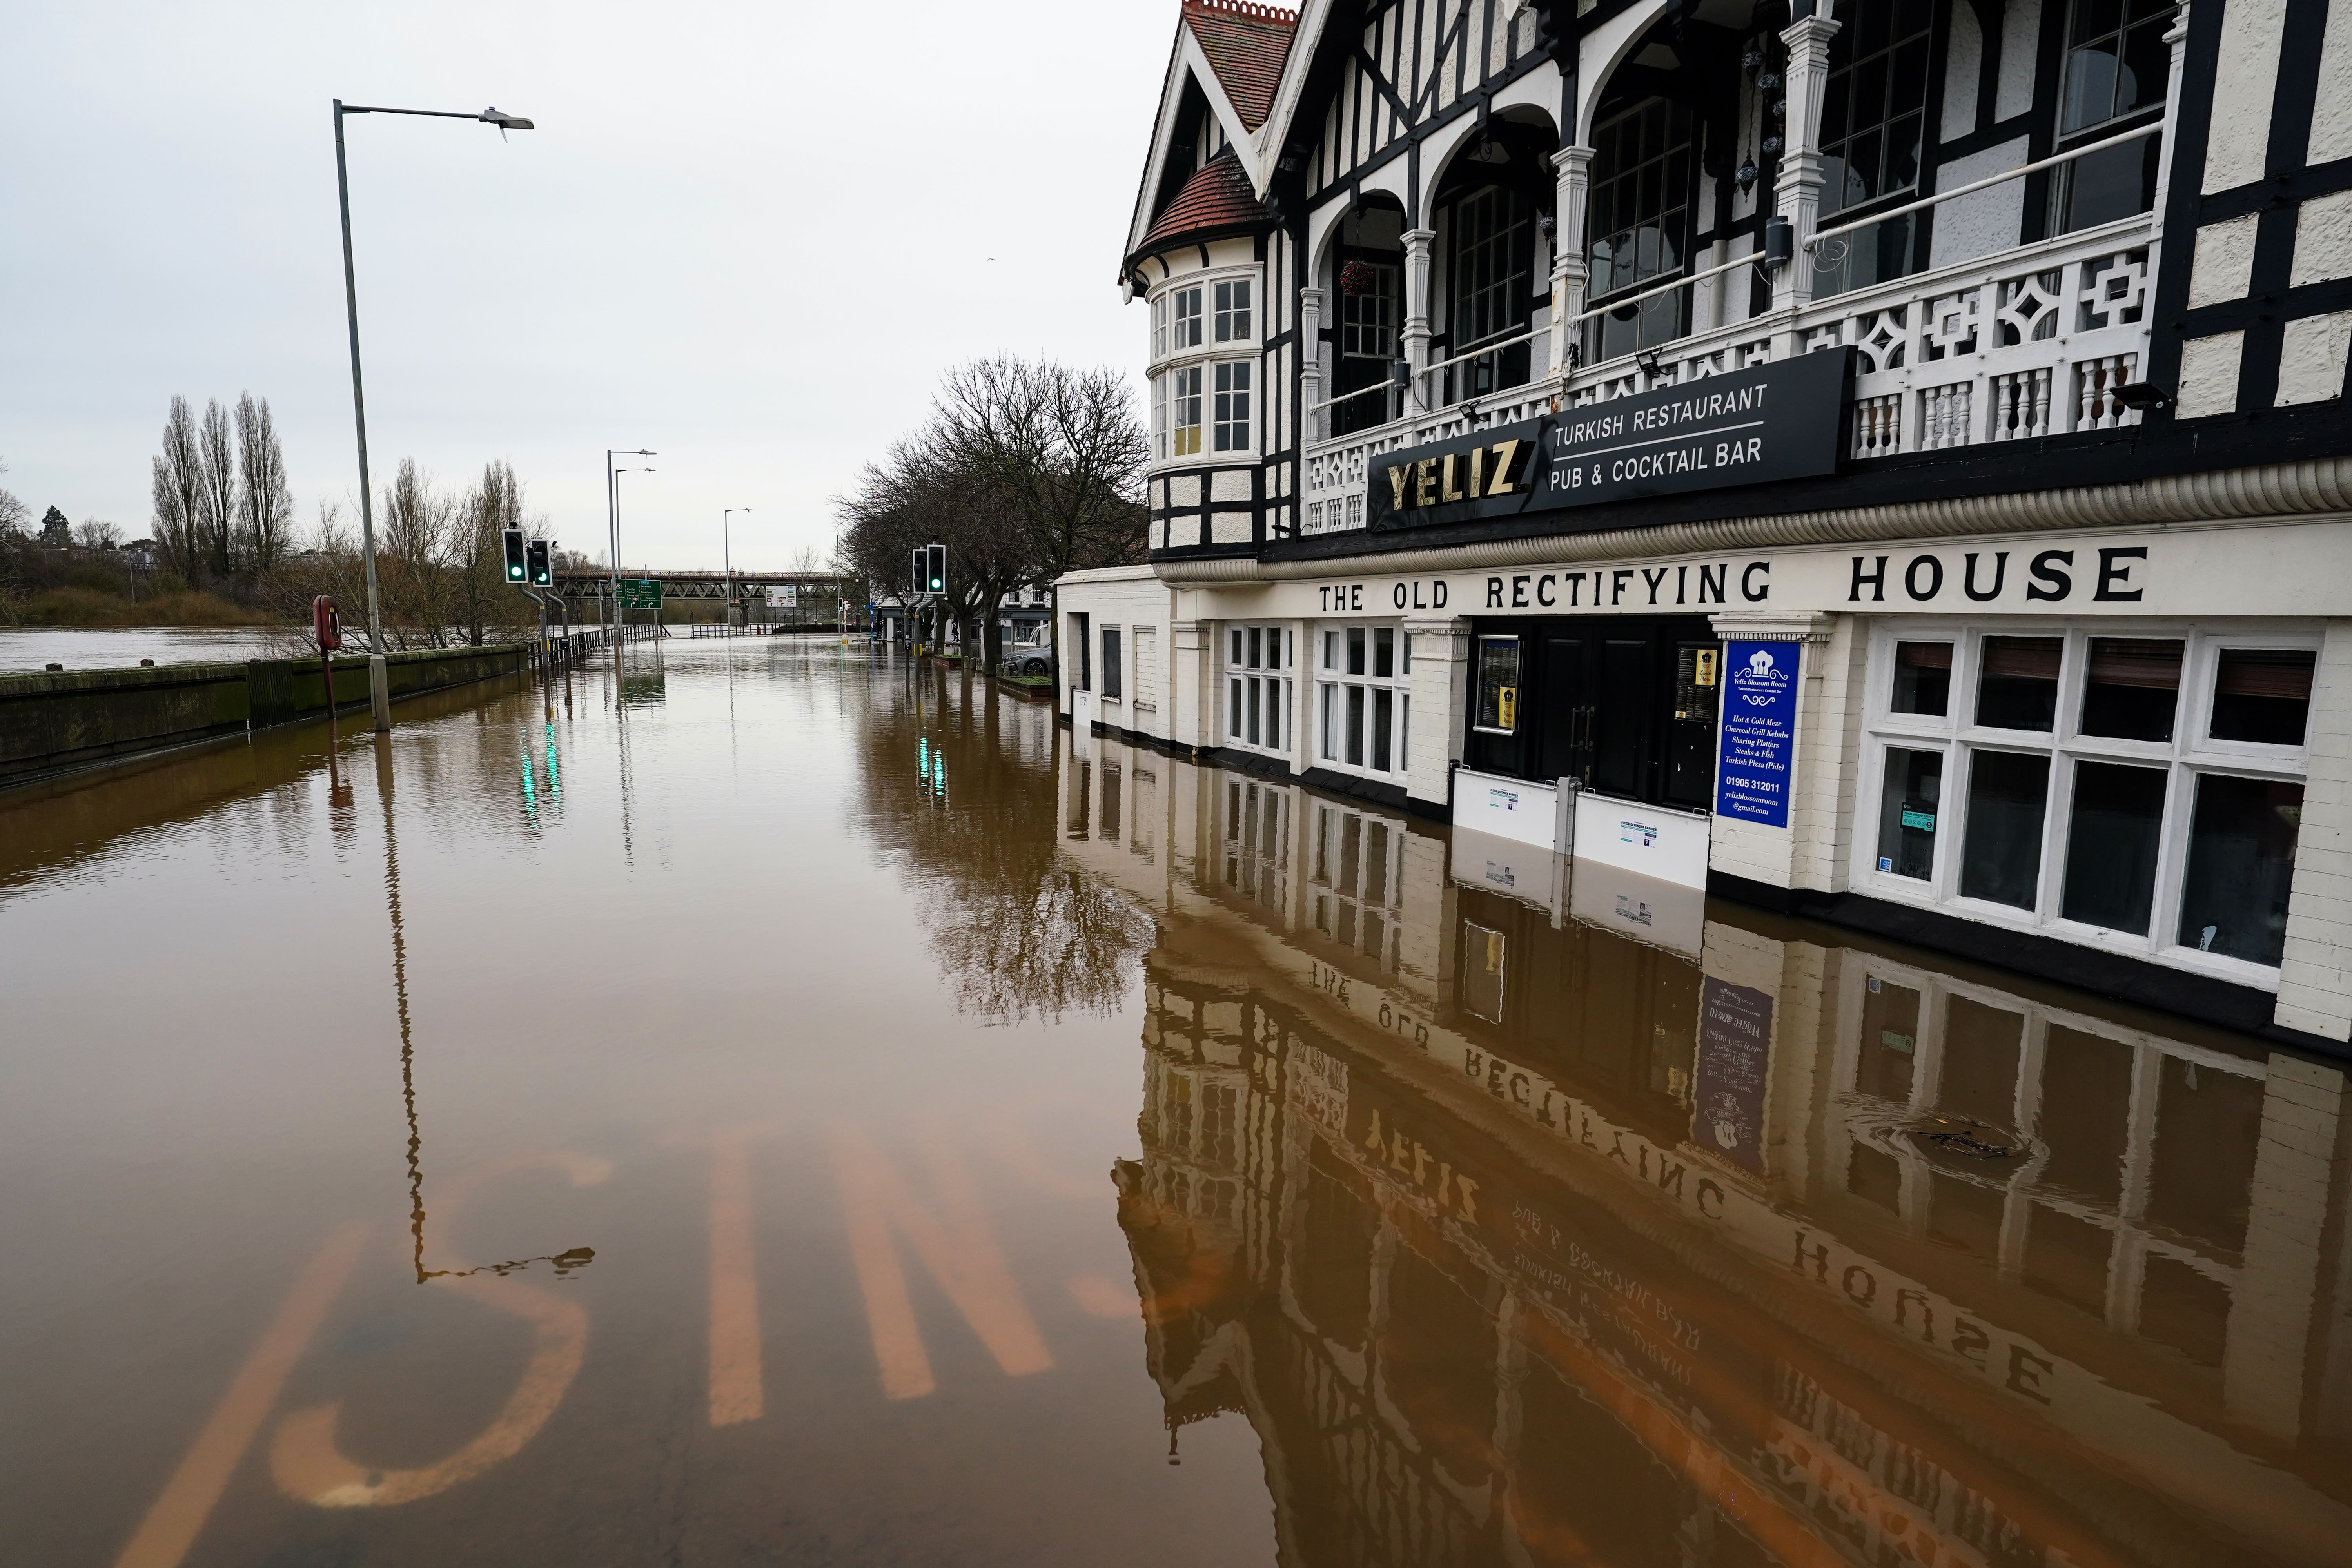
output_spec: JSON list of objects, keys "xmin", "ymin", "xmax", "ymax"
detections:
[{"xmin": 2, "ymin": 641, "xmax": 2347, "ymax": 1567}]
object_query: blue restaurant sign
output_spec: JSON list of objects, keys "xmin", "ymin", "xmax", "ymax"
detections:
[{"xmin": 1716, "ymin": 640, "xmax": 1798, "ymax": 828}]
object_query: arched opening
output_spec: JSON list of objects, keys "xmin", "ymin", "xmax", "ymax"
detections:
[
  {"xmin": 1428, "ymin": 116, "xmax": 1555, "ymax": 406},
  {"xmin": 1325, "ymin": 195, "xmax": 1408, "ymax": 437},
  {"xmin": 1812, "ymin": 0, "xmax": 1938, "ymax": 297},
  {"xmin": 1580, "ymin": 13, "xmax": 1724, "ymax": 364}
]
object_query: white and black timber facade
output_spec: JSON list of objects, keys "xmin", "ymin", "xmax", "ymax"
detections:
[{"xmin": 1058, "ymin": 0, "xmax": 2352, "ymax": 1055}]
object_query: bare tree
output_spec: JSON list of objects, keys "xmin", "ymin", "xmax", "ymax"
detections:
[
  {"xmin": 196, "ymin": 398, "xmax": 236, "ymax": 579},
  {"xmin": 935, "ymin": 358, "xmax": 1149, "ymax": 570},
  {"xmin": 376, "ymin": 459, "xmax": 458, "ymax": 645},
  {"xmin": 73, "ymin": 518, "xmax": 124, "ymax": 550},
  {"xmin": 837, "ymin": 430, "xmax": 1030, "ymax": 669},
  {"xmin": 150, "ymin": 396, "xmax": 206, "ymax": 583},
  {"xmin": 451, "ymin": 460, "xmax": 527, "ymax": 645},
  {"xmin": 0, "ymin": 457, "xmax": 27, "ymax": 539},
  {"xmin": 233, "ymin": 393, "xmax": 294, "ymax": 576},
  {"xmin": 837, "ymin": 357, "xmax": 1146, "ymax": 675}
]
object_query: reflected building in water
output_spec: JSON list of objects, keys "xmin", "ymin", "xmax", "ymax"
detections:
[{"xmin": 1064, "ymin": 730, "xmax": 2352, "ymax": 1568}]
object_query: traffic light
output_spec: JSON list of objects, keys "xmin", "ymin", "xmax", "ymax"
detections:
[
  {"xmin": 925, "ymin": 543, "xmax": 946, "ymax": 596},
  {"xmin": 526, "ymin": 539, "xmax": 552, "ymax": 588},
  {"xmin": 503, "ymin": 527, "xmax": 527, "ymax": 583},
  {"xmin": 910, "ymin": 546, "xmax": 926, "ymax": 596}
]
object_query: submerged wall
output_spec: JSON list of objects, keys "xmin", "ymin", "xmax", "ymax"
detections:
[{"xmin": 0, "ymin": 644, "xmax": 533, "ymax": 787}]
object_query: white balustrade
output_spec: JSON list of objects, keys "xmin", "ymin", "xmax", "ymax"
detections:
[{"xmin": 1296, "ymin": 216, "xmax": 2156, "ymax": 536}]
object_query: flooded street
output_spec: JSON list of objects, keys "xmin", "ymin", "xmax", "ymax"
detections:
[{"xmin": 4, "ymin": 641, "xmax": 2349, "ymax": 1567}]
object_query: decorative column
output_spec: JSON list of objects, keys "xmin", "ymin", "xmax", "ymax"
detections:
[
  {"xmin": 1401, "ymin": 228, "xmax": 1436, "ymax": 413},
  {"xmin": 1298, "ymin": 286, "xmax": 1327, "ymax": 444},
  {"xmin": 1770, "ymin": 8, "xmax": 1842, "ymax": 314},
  {"xmin": 1547, "ymin": 145, "xmax": 1593, "ymax": 388},
  {"xmin": 1405, "ymin": 615, "xmax": 1470, "ymax": 811},
  {"xmin": 1169, "ymin": 619, "xmax": 1211, "ymax": 756},
  {"xmin": 2147, "ymin": 3, "xmax": 2194, "ymax": 244}
]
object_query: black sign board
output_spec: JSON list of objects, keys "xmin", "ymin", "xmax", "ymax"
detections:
[{"xmin": 1367, "ymin": 349, "xmax": 1852, "ymax": 532}]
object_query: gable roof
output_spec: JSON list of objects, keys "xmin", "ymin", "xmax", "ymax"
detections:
[
  {"xmin": 1132, "ymin": 149, "xmax": 1272, "ymax": 261},
  {"xmin": 1181, "ymin": 1, "xmax": 1297, "ymax": 131}
]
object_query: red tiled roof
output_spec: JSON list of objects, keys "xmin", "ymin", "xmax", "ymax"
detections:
[
  {"xmin": 1183, "ymin": 0, "xmax": 1296, "ymax": 131},
  {"xmin": 1135, "ymin": 150, "xmax": 1270, "ymax": 257}
]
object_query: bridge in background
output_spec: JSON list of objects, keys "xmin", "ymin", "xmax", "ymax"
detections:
[{"xmin": 552, "ymin": 569, "xmax": 861, "ymax": 627}]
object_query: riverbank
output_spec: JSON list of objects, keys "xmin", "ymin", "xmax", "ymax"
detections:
[
  {"xmin": 0, "ymin": 626, "xmax": 300, "ymax": 673},
  {"xmin": 3, "ymin": 586, "xmax": 275, "ymax": 628}
]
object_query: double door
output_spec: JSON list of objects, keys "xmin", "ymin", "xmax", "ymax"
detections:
[{"xmin": 1468, "ymin": 615, "xmax": 1720, "ymax": 810}]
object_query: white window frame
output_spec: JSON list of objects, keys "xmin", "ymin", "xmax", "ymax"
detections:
[
  {"xmin": 1146, "ymin": 266, "xmax": 1262, "ymax": 469},
  {"xmin": 1213, "ymin": 277, "xmax": 1254, "ymax": 343},
  {"xmin": 1171, "ymin": 284, "xmax": 1204, "ymax": 350},
  {"xmin": 1854, "ymin": 618, "xmax": 2317, "ymax": 987},
  {"xmin": 1212, "ymin": 361, "xmax": 1253, "ymax": 453},
  {"xmin": 1315, "ymin": 621, "xmax": 1411, "ymax": 782},
  {"xmin": 1224, "ymin": 621, "xmax": 1293, "ymax": 757},
  {"xmin": 1168, "ymin": 365, "xmax": 1203, "ymax": 457}
]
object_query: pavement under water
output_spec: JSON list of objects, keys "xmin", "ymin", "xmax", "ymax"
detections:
[{"xmin": 2, "ymin": 639, "xmax": 2347, "ymax": 1568}]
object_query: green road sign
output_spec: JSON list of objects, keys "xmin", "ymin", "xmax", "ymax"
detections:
[{"xmin": 614, "ymin": 579, "xmax": 663, "ymax": 609}]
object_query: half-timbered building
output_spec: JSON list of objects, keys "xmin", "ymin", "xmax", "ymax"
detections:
[{"xmin": 1059, "ymin": 0, "xmax": 2352, "ymax": 1056}]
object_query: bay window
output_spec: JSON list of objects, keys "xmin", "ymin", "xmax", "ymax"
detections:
[
  {"xmin": 1317, "ymin": 623, "xmax": 1409, "ymax": 780},
  {"xmin": 1860, "ymin": 623, "xmax": 2314, "ymax": 976},
  {"xmin": 1148, "ymin": 272, "xmax": 1258, "ymax": 465},
  {"xmin": 1226, "ymin": 623, "xmax": 1292, "ymax": 755}
]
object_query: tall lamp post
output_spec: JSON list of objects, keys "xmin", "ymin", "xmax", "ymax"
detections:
[
  {"xmin": 722, "ymin": 508, "xmax": 751, "ymax": 626},
  {"xmin": 334, "ymin": 99, "xmax": 534, "ymax": 731},
  {"xmin": 613, "ymin": 465, "xmax": 654, "ymax": 635},
  {"xmin": 606, "ymin": 448, "xmax": 655, "ymax": 636}
]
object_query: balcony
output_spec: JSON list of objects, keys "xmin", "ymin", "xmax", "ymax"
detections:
[{"xmin": 1299, "ymin": 214, "xmax": 2155, "ymax": 539}]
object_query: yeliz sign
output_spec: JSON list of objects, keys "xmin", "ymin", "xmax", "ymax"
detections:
[{"xmin": 1368, "ymin": 350, "xmax": 1853, "ymax": 532}]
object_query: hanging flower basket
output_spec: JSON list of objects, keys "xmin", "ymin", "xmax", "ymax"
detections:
[{"xmin": 1339, "ymin": 260, "xmax": 1378, "ymax": 297}]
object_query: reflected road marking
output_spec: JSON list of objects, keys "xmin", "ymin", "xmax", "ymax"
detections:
[
  {"xmin": 831, "ymin": 1122, "xmax": 1052, "ymax": 1399},
  {"xmin": 707, "ymin": 1129, "xmax": 764, "ymax": 1426},
  {"xmin": 1067, "ymin": 1274, "xmax": 1139, "ymax": 1319},
  {"xmin": 268, "ymin": 1152, "xmax": 603, "ymax": 1508},
  {"xmin": 114, "ymin": 1221, "xmax": 370, "ymax": 1568}
]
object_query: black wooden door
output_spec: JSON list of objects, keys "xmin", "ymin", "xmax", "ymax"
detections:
[
  {"xmin": 1593, "ymin": 638, "xmax": 1652, "ymax": 797},
  {"xmin": 1537, "ymin": 635, "xmax": 1590, "ymax": 784}
]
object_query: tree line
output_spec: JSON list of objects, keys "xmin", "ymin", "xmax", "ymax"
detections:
[
  {"xmin": 833, "ymin": 356, "xmax": 1150, "ymax": 674},
  {"xmin": 0, "ymin": 399, "xmax": 554, "ymax": 644},
  {"xmin": 149, "ymin": 393, "xmax": 296, "ymax": 583}
]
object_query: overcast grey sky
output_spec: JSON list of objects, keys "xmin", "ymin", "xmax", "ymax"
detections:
[{"xmin": 1, "ymin": 0, "xmax": 1171, "ymax": 568}]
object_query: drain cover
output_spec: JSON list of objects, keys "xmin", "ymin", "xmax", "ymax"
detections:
[{"xmin": 1904, "ymin": 1114, "xmax": 2024, "ymax": 1160}]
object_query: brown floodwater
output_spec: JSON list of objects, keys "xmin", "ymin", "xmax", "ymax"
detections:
[{"xmin": 3, "ymin": 640, "xmax": 2348, "ymax": 1568}]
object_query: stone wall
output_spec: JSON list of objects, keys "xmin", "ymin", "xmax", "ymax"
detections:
[{"xmin": 0, "ymin": 644, "xmax": 531, "ymax": 787}]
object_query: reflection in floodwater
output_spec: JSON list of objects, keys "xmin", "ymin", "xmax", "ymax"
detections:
[
  {"xmin": 3, "ymin": 644, "xmax": 2347, "ymax": 1567},
  {"xmin": 854, "ymin": 664, "xmax": 1153, "ymax": 1025},
  {"xmin": 1068, "ymin": 726, "xmax": 2352, "ymax": 1568}
]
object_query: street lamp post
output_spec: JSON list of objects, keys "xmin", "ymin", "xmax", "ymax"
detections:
[
  {"xmin": 606, "ymin": 448, "xmax": 655, "ymax": 639},
  {"xmin": 613, "ymin": 465, "xmax": 654, "ymax": 636},
  {"xmin": 333, "ymin": 99, "xmax": 534, "ymax": 730},
  {"xmin": 722, "ymin": 508, "xmax": 751, "ymax": 627}
]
